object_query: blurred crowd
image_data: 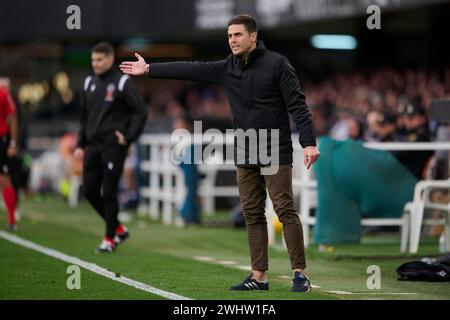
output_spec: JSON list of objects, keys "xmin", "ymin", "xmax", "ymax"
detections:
[
  {"xmin": 303, "ymin": 67, "xmax": 450, "ymax": 140},
  {"xmin": 136, "ymin": 66, "xmax": 450, "ymax": 181},
  {"xmin": 138, "ymin": 67, "xmax": 450, "ymax": 142},
  {"xmin": 137, "ymin": 80, "xmax": 232, "ymax": 132},
  {"xmin": 302, "ymin": 67, "xmax": 450, "ymax": 180}
]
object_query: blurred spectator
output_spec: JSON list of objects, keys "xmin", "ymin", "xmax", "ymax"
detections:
[
  {"xmin": 346, "ymin": 116, "xmax": 364, "ymax": 141},
  {"xmin": 172, "ymin": 115, "xmax": 201, "ymax": 225},
  {"xmin": 310, "ymin": 102, "xmax": 334, "ymax": 137},
  {"xmin": 329, "ymin": 112, "xmax": 350, "ymax": 141},
  {"xmin": 59, "ymin": 132, "xmax": 83, "ymax": 207},
  {"xmin": 118, "ymin": 145, "xmax": 139, "ymax": 210},
  {"xmin": 303, "ymin": 67, "xmax": 450, "ymax": 140},
  {"xmin": 396, "ymin": 103, "xmax": 408, "ymax": 140},
  {"xmin": 145, "ymin": 81, "xmax": 232, "ymax": 133},
  {"xmin": 391, "ymin": 103, "xmax": 434, "ymax": 179},
  {"xmin": 365, "ymin": 110, "xmax": 380, "ymax": 141},
  {"xmin": 374, "ymin": 112, "xmax": 397, "ymax": 142}
]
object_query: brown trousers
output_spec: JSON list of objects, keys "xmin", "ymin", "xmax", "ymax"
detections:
[{"xmin": 236, "ymin": 164, "xmax": 306, "ymax": 271}]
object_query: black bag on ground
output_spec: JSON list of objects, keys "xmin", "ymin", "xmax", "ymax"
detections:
[{"xmin": 396, "ymin": 253, "xmax": 450, "ymax": 282}]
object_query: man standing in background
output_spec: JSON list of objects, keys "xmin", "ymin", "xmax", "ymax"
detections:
[{"xmin": 74, "ymin": 42, "xmax": 147, "ymax": 253}]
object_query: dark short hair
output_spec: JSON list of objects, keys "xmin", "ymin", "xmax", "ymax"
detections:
[
  {"xmin": 227, "ymin": 14, "xmax": 258, "ymax": 33},
  {"xmin": 92, "ymin": 42, "xmax": 115, "ymax": 56}
]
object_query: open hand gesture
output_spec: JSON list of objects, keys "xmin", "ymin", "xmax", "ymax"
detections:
[{"xmin": 119, "ymin": 53, "xmax": 148, "ymax": 76}]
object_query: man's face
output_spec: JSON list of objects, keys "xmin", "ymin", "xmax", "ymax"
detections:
[
  {"xmin": 228, "ymin": 24, "xmax": 257, "ymax": 56},
  {"xmin": 91, "ymin": 52, "xmax": 114, "ymax": 75}
]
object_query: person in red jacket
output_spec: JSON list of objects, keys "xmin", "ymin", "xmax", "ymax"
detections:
[{"xmin": 0, "ymin": 77, "xmax": 18, "ymax": 231}]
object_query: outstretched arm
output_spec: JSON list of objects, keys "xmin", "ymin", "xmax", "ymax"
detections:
[{"xmin": 120, "ymin": 53, "xmax": 226, "ymax": 85}]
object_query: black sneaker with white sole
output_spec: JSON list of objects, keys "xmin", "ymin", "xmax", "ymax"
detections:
[
  {"xmin": 229, "ymin": 274, "xmax": 269, "ymax": 291},
  {"xmin": 291, "ymin": 271, "xmax": 312, "ymax": 292}
]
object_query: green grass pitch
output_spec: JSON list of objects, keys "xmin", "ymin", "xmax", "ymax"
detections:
[{"xmin": 0, "ymin": 197, "xmax": 449, "ymax": 300}]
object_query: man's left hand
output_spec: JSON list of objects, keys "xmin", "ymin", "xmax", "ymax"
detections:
[
  {"xmin": 115, "ymin": 130, "xmax": 127, "ymax": 146},
  {"xmin": 303, "ymin": 146, "xmax": 320, "ymax": 169}
]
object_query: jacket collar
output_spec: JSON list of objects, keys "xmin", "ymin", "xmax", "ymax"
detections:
[
  {"xmin": 98, "ymin": 67, "xmax": 116, "ymax": 79},
  {"xmin": 234, "ymin": 40, "xmax": 266, "ymax": 68}
]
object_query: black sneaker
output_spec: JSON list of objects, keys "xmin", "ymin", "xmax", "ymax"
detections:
[
  {"xmin": 95, "ymin": 239, "xmax": 116, "ymax": 253},
  {"xmin": 291, "ymin": 271, "xmax": 312, "ymax": 292},
  {"xmin": 230, "ymin": 274, "xmax": 269, "ymax": 291},
  {"xmin": 114, "ymin": 230, "xmax": 130, "ymax": 245}
]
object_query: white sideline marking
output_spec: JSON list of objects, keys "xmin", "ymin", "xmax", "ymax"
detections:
[
  {"xmin": 0, "ymin": 231, "xmax": 191, "ymax": 300},
  {"xmin": 218, "ymin": 260, "xmax": 237, "ymax": 265},
  {"xmin": 194, "ymin": 256, "xmax": 215, "ymax": 262},
  {"xmin": 326, "ymin": 290, "xmax": 417, "ymax": 296},
  {"xmin": 236, "ymin": 265, "xmax": 252, "ymax": 271},
  {"xmin": 354, "ymin": 292, "xmax": 418, "ymax": 295},
  {"xmin": 326, "ymin": 290, "xmax": 353, "ymax": 295},
  {"xmin": 193, "ymin": 256, "xmax": 249, "ymax": 271}
]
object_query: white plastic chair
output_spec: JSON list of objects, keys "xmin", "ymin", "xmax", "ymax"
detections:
[
  {"xmin": 405, "ymin": 178, "xmax": 450, "ymax": 253},
  {"xmin": 292, "ymin": 149, "xmax": 410, "ymax": 251}
]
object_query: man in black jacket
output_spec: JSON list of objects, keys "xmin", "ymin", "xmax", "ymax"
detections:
[
  {"xmin": 75, "ymin": 42, "xmax": 147, "ymax": 253},
  {"xmin": 391, "ymin": 103, "xmax": 434, "ymax": 179},
  {"xmin": 120, "ymin": 15, "xmax": 319, "ymax": 292}
]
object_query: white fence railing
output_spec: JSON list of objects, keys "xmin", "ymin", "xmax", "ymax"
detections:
[
  {"xmin": 138, "ymin": 133, "xmax": 239, "ymax": 225},
  {"xmin": 138, "ymin": 133, "xmax": 450, "ymax": 252}
]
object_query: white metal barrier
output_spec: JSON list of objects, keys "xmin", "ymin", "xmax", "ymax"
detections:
[
  {"xmin": 138, "ymin": 133, "xmax": 306, "ymax": 227},
  {"xmin": 138, "ymin": 134, "xmax": 239, "ymax": 225}
]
